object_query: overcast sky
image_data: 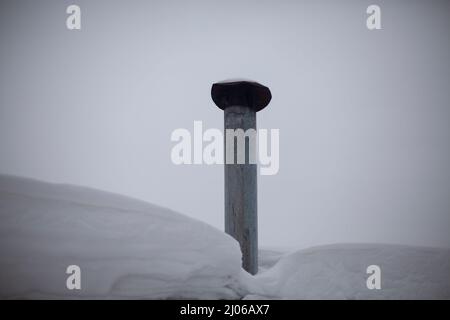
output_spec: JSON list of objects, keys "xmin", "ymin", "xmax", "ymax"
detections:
[{"xmin": 1, "ymin": 0, "xmax": 449, "ymax": 249}]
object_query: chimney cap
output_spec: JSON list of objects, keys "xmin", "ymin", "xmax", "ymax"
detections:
[{"xmin": 211, "ymin": 80, "xmax": 271, "ymax": 112}]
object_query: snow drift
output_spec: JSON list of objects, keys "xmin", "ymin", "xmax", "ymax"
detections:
[
  {"xmin": 1, "ymin": 174, "xmax": 449, "ymax": 299},
  {"xmin": 0, "ymin": 175, "xmax": 246, "ymax": 299},
  {"xmin": 253, "ymin": 244, "xmax": 450, "ymax": 299}
]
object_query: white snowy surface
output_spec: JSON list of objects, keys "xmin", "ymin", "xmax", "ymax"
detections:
[
  {"xmin": 251, "ymin": 244, "xmax": 450, "ymax": 300},
  {"xmin": 0, "ymin": 175, "xmax": 246, "ymax": 299},
  {"xmin": 1, "ymin": 174, "xmax": 449, "ymax": 299}
]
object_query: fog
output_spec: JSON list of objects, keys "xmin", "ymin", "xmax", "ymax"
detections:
[{"xmin": 1, "ymin": 0, "xmax": 449, "ymax": 249}]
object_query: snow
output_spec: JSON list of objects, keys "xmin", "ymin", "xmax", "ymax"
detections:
[
  {"xmin": 0, "ymin": 175, "xmax": 247, "ymax": 299},
  {"xmin": 251, "ymin": 244, "xmax": 450, "ymax": 299},
  {"xmin": 1, "ymin": 174, "xmax": 449, "ymax": 299},
  {"xmin": 258, "ymin": 248, "xmax": 289, "ymax": 272}
]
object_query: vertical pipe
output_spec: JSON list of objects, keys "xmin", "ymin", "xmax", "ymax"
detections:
[
  {"xmin": 211, "ymin": 80, "xmax": 271, "ymax": 275},
  {"xmin": 224, "ymin": 105, "xmax": 258, "ymax": 274}
]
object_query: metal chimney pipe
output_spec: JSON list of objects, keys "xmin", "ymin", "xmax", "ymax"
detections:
[{"xmin": 211, "ymin": 80, "xmax": 272, "ymax": 275}]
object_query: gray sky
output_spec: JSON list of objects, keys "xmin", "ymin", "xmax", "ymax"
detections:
[{"xmin": 1, "ymin": 0, "xmax": 449, "ymax": 249}]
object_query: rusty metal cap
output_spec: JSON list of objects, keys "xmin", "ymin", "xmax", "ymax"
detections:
[{"xmin": 211, "ymin": 80, "xmax": 272, "ymax": 112}]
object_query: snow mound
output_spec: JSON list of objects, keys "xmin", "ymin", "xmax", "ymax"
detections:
[
  {"xmin": 0, "ymin": 175, "xmax": 246, "ymax": 299},
  {"xmin": 2, "ymin": 174, "xmax": 449, "ymax": 300},
  {"xmin": 253, "ymin": 244, "xmax": 450, "ymax": 299}
]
